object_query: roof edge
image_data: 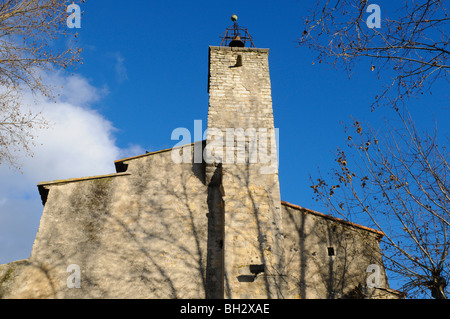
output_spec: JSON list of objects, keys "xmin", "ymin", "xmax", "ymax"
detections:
[
  {"xmin": 37, "ymin": 172, "xmax": 131, "ymax": 187},
  {"xmin": 281, "ymin": 200, "xmax": 384, "ymax": 240},
  {"xmin": 209, "ymin": 46, "xmax": 269, "ymax": 53},
  {"xmin": 37, "ymin": 172, "xmax": 131, "ymax": 206},
  {"xmin": 372, "ymin": 286, "xmax": 407, "ymax": 298},
  {"xmin": 114, "ymin": 141, "xmax": 204, "ymax": 165}
]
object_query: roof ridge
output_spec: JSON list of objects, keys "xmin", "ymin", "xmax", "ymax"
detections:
[
  {"xmin": 37, "ymin": 172, "xmax": 131, "ymax": 187},
  {"xmin": 114, "ymin": 140, "xmax": 205, "ymax": 164},
  {"xmin": 281, "ymin": 200, "xmax": 384, "ymax": 239}
]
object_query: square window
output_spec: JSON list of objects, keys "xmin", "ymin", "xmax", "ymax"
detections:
[{"xmin": 327, "ymin": 247, "xmax": 335, "ymax": 256}]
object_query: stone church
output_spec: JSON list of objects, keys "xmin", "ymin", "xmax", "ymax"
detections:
[{"xmin": 0, "ymin": 19, "xmax": 402, "ymax": 299}]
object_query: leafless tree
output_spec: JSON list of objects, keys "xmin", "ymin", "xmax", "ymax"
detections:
[
  {"xmin": 299, "ymin": 0, "xmax": 449, "ymax": 110},
  {"xmin": 0, "ymin": 0, "xmax": 84, "ymax": 169},
  {"xmin": 302, "ymin": 0, "xmax": 449, "ymax": 299},
  {"xmin": 0, "ymin": 87, "xmax": 43, "ymax": 169},
  {"xmin": 311, "ymin": 112, "xmax": 449, "ymax": 298}
]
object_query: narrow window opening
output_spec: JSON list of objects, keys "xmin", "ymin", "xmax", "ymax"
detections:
[
  {"xmin": 235, "ymin": 54, "xmax": 243, "ymax": 67},
  {"xmin": 327, "ymin": 247, "xmax": 335, "ymax": 256},
  {"xmin": 249, "ymin": 264, "xmax": 265, "ymax": 275}
]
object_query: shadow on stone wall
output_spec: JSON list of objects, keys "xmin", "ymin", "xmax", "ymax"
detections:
[
  {"xmin": 283, "ymin": 204, "xmax": 387, "ymax": 299},
  {"xmin": 0, "ymin": 141, "xmax": 387, "ymax": 299}
]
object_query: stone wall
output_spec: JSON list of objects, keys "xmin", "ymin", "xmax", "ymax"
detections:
[
  {"xmin": 0, "ymin": 146, "xmax": 399, "ymax": 298},
  {"xmin": 0, "ymin": 144, "xmax": 211, "ymax": 298},
  {"xmin": 206, "ymin": 46, "xmax": 284, "ymax": 298},
  {"xmin": 0, "ymin": 45, "xmax": 401, "ymax": 299},
  {"xmin": 281, "ymin": 202, "xmax": 391, "ymax": 299}
]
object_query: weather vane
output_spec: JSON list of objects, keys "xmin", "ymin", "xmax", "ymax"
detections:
[{"xmin": 219, "ymin": 14, "xmax": 255, "ymax": 48}]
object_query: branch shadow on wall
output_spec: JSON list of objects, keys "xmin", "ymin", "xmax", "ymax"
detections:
[{"xmin": 0, "ymin": 140, "xmax": 385, "ymax": 299}]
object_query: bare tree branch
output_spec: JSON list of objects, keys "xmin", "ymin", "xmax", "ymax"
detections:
[
  {"xmin": 299, "ymin": 0, "xmax": 449, "ymax": 110},
  {"xmin": 311, "ymin": 112, "xmax": 449, "ymax": 298},
  {"xmin": 0, "ymin": 0, "xmax": 84, "ymax": 168}
]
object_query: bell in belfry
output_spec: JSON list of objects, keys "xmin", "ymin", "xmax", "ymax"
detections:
[{"xmin": 229, "ymin": 35, "xmax": 245, "ymax": 47}]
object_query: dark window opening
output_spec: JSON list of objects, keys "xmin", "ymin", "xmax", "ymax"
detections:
[
  {"xmin": 249, "ymin": 264, "xmax": 265, "ymax": 275},
  {"xmin": 328, "ymin": 247, "xmax": 335, "ymax": 256}
]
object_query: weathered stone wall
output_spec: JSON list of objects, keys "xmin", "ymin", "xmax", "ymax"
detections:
[
  {"xmin": 206, "ymin": 46, "xmax": 284, "ymax": 298},
  {"xmin": 0, "ymin": 45, "xmax": 401, "ymax": 300},
  {"xmin": 0, "ymin": 145, "xmax": 210, "ymax": 298},
  {"xmin": 0, "ymin": 146, "xmax": 398, "ymax": 298},
  {"xmin": 282, "ymin": 203, "xmax": 391, "ymax": 299}
]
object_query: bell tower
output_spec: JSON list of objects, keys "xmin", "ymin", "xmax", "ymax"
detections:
[{"xmin": 205, "ymin": 15, "xmax": 285, "ymax": 299}]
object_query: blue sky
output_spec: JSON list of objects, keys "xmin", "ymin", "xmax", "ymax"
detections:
[
  {"xmin": 0, "ymin": 0, "xmax": 448, "ymax": 294},
  {"xmin": 74, "ymin": 0, "xmax": 446, "ymax": 204}
]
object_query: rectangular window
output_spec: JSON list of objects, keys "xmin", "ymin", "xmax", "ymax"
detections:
[{"xmin": 327, "ymin": 247, "xmax": 335, "ymax": 256}]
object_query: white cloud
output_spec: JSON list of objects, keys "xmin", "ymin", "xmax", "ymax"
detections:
[
  {"xmin": 114, "ymin": 53, "xmax": 129, "ymax": 83},
  {"xmin": 46, "ymin": 71, "xmax": 108, "ymax": 107},
  {"xmin": 104, "ymin": 52, "xmax": 128, "ymax": 83},
  {"xmin": 0, "ymin": 71, "xmax": 142, "ymax": 264}
]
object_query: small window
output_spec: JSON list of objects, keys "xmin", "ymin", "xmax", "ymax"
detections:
[
  {"xmin": 327, "ymin": 247, "xmax": 335, "ymax": 256},
  {"xmin": 249, "ymin": 264, "xmax": 265, "ymax": 275},
  {"xmin": 235, "ymin": 54, "xmax": 243, "ymax": 67}
]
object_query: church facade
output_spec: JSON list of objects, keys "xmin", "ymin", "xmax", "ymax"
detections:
[{"xmin": 0, "ymin": 42, "xmax": 401, "ymax": 299}]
